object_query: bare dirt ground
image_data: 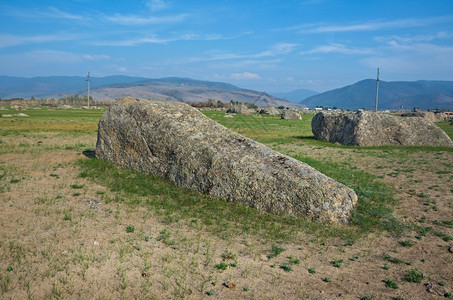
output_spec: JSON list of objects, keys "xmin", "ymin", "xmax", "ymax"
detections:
[{"xmin": 1, "ymin": 128, "xmax": 452, "ymax": 299}]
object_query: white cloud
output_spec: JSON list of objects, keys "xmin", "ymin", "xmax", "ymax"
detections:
[
  {"xmin": 92, "ymin": 33, "xmax": 224, "ymax": 46},
  {"xmin": 375, "ymin": 31, "xmax": 453, "ymax": 44},
  {"xmin": 1, "ymin": 50, "xmax": 110, "ymax": 64},
  {"xmin": 360, "ymin": 41, "xmax": 453, "ymax": 75},
  {"xmin": 262, "ymin": 43, "xmax": 298, "ymax": 55},
  {"xmin": 302, "ymin": 43, "xmax": 373, "ymax": 55},
  {"xmin": 104, "ymin": 13, "xmax": 187, "ymax": 25},
  {"xmin": 82, "ymin": 54, "xmax": 111, "ymax": 61},
  {"xmin": 183, "ymin": 43, "xmax": 297, "ymax": 64},
  {"xmin": 146, "ymin": 0, "xmax": 170, "ymax": 11},
  {"xmin": 47, "ymin": 7, "xmax": 85, "ymax": 20},
  {"xmin": 231, "ymin": 72, "xmax": 261, "ymax": 80},
  {"xmin": 281, "ymin": 16, "xmax": 453, "ymax": 34},
  {"xmin": 0, "ymin": 33, "xmax": 82, "ymax": 48}
]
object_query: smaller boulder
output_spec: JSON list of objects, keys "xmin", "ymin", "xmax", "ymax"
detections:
[
  {"xmin": 401, "ymin": 111, "xmax": 447, "ymax": 122},
  {"xmin": 260, "ymin": 107, "xmax": 280, "ymax": 115},
  {"xmin": 281, "ymin": 110, "xmax": 301, "ymax": 120},
  {"xmin": 226, "ymin": 104, "xmax": 252, "ymax": 115},
  {"xmin": 312, "ymin": 111, "xmax": 453, "ymax": 147}
]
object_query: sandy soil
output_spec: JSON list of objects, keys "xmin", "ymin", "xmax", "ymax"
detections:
[{"xmin": 0, "ymin": 131, "xmax": 452, "ymax": 299}]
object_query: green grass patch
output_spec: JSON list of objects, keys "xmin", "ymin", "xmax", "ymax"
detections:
[
  {"xmin": 404, "ymin": 269, "xmax": 424, "ymax": 283},
  {"xmin": 77, "ymin": 158, "xmax": 363, "ymax": 242},
  {"xmin": 293, "ymin": 155, "xmax": 404, "ymax": 235}
]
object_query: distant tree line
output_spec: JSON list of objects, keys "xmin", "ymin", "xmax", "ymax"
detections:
[
  {"xmin": 190, "ymin": 99, "xmax": 259, "ymax": 109},
  {"xmin": 0, "ymin": 95, "xmax": 114, "ymax": 106}
]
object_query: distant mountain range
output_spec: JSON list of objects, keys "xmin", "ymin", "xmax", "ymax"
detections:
[
  {"xmin": 0, "ymin": 75, "xmax": 299, "ymax": 108},
  {"xmin": 270, "ymin": 89, "xmax": 318, "ymax": 103},
  {"xmin": 301, "ymin": 79, "xmax": 453, "ymax": 110},
  {"xmin": 2, "ymin": 75, "xmax": 452, "ymax": 110}
]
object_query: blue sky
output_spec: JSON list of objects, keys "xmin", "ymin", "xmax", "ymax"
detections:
[{"xmin": 1, "ymin": 0, "xmax": 453, "ymax": 92}]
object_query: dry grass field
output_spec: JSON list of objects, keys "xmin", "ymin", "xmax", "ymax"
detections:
[{"xmin": 0, "ymin": 105, "xmax": 452, "ymax": 299}]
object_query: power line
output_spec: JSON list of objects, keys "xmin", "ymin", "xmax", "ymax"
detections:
[
  {"xmin": 375, "ymin": 68, "xmax": 379, "ymax": 112},
  {"xmin": 86, "ymin": 72, "xmax": 91, "ymax": 109}
]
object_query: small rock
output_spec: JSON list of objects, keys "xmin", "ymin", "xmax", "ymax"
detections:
[
  {"xmin": 15, "ymin": 113, "xmax": 29, "ymax": 117},
  {"xmin": 141, "ymin": 271, "xmax": 147, "ymax": 277},
  {"xmin": 1, "ymin": 114, "xmax": 13, "ymax": 118},
  {"xmin": 83, "ymin": 198, "xmax": 100, "ymax": 210},
  {"xmin": 448, "ymin": 246, "xmax": 453, "ymax": 253},
  {"xmin": 93, "ymin": 241, "xmax": 100, "ymax": 246},
  {"xmin": 426, "ymin": 282, "xmax": 449, "ymax": 296},
  {"xmin": 260, "ymin": 254, "xmax": 269, "ymax": 261},
  {"xmin": 224, "ymin": 281, "xmax": 236, "ymax": 289}
]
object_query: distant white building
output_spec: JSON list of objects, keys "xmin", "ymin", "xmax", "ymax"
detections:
[{"xmin": 315, "ymin": 107, "xmax": 323, "ymax": 111}]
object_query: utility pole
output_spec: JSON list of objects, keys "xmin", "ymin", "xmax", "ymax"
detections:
[
  {"xmin": 86, "ymin": 72, "xmax": 91, "ymax": 108},
  {"xmin": 375, "ymin": 68, "xmax": 379, "ymax": 112}
]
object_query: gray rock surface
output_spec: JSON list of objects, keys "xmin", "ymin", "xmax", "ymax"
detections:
[
  {"xmin": 226, "ymin": 104, "xmax": 252, "ymax": 115},
  {"xmin": 260, "ymin": 107, "xmax": 280, "ymax": 115},
  {"xmin": 281, "ymin": 110, "xmax": 302, "ymax": 120},
  {"xmin": 96, "ymin": 97, "xmax": 358, "ymax": 223},
  {"xmin": 401, "ymin": 111, "xmax": 447, "ymax": 122},
  {"xmin": 312, "ymin": 111, "xmax": 453, "ymax": 147}
]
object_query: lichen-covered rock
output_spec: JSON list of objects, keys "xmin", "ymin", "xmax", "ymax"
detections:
[
  {"xmin": 401, "ymin": 111, "xmax": 447, "ymax": 122},
  {"xmin": 226, "ymin": 104, "xmax": 252, "ymax": 115},
  {"xmin": 260, "ymin": 107, "xmax": 280, "ymax": 115},
  {"xmin": 312, "ymin": 111, "xmax": 453, "ymax": 147},
  {"xmin": 96, "ymin": 98, "xmax": 358, "ymax": 223},
  {"xmin": 281, "ymin": 110, "xmax": 301, "ymax": 120}
]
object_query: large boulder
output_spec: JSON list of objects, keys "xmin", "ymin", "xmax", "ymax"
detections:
[
  {"xmin": 312, "ymin": 111, "xmax": 453, "ymax": 147},
  {"xmin": 281, "ymin": 110, "xmax": 302, "ymax": 120},
  {"xmin": 96, "ymin": 98, "xmax": 358, "ymax": 223}
]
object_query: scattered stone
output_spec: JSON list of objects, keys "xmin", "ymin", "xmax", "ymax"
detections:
[
  {"xmin": 226, "ymin": 104, "xmax": 252, "ymax": 115},
  {"xmin": 281, "ymin": 110, "xmax": 301, "ymax": 120},
  {"xmin": 1, "ymin": 114, "xmax": 13, "ymax": 118},
  {"xmin": 224, "ymin": 114, "xmax": 234, "ymax": 118},
  {"xmin": 260, "ymin": 107, "xmax": 280, "ymax": 115},
  {"xmin": 312, "ymin": 111, "xmax": 453, "ymax": 147},
  {"xmin": 59, "ymin": 105, "xmax": 73, "ymax": 109},
  {"xmin": 15, "ymin": 113, "xmax": 29, "ymax": 117},
  {"xmin": 223, "ymin": 281, "xmax": 236, "ymax": 289},
  {"xmin": 260, "ymin": 254, "xmax": 269, "ymax": 261},
  {"xmin": 11, "ymin": 103, "xmax": 27, "ymax": 110},
  {"xmin": 425, "ymin": 282, "xmax": 449, "ymax": 296},
  {"xmin": 0, "ymin": 107, "xmax": 7, "ymax": 111},
  {"xmin": 448, "ymin": 246, "xmax": 453, "ymax": 253},
  {"xmin": 93, "ymin": 241, "xmax": 100, "ymax": 246},
  {"xmin": 96, "ymin": 98, "xmax": 358, "ymax": 223},
  {"xmin": 83, "ymin": 197, "xmax": 100, "ymax": 210}
]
